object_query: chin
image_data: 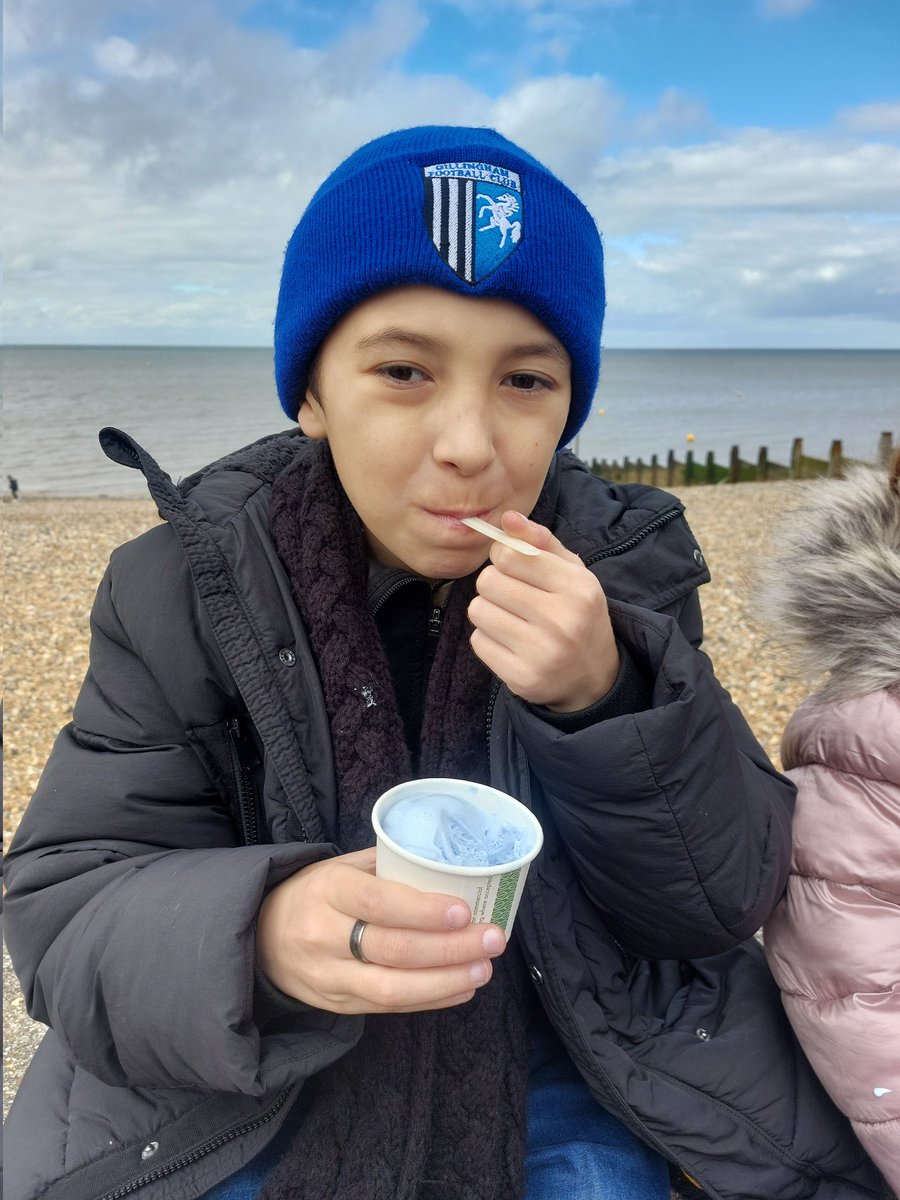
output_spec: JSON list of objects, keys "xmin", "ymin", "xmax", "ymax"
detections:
[{"xmin": 408, "ymin": 550, "xmax": 487, "ymax": 581}]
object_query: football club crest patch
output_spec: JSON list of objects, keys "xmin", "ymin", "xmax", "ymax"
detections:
[{"xmin": 423, "ymin": 162, "xmax": 523, "ymax": 284}]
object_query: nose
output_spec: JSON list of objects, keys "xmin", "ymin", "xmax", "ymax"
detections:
[{"xmin": 430, "ymin": 391, "xmax": 497, "ymax": 476}]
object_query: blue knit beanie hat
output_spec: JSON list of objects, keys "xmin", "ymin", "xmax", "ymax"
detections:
[{"xmin": 275, "ymin": 126, "xmax": 604, "ymax": 448}]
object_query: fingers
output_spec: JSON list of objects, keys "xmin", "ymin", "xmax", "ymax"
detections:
[
  {"xmin": 329, "ymin": 863, "xmax": 473, "ymax": 933},
  {"xmin": 471, "ymin": 567, "xmax": 550, "ymax": 627},
  {"xmin": 467, "ymin": 510, "xmax": 619, "ymax": 710},
  {"xmin": 298, "ymin": 905, "xmax": 504, "ymax": 1016},
  {"xmin": 476, "ymin": 513, "xmax": 587, "ymax": 607},
  {"xmin": 469, "ymin": 624, "xmax": 542, "ymax": 697},
  {"xmin": 312, "ymin": 919, "xmax": 502, "ymax": 1014},
  {"xmin": 351, "ymin": 918, "xmax": 506, "ymax": 971},
  {"xmin": 334, "ymin": 920, "xmax": 502, "ymax": 1013},
  {"xmin": 256, "ymin": 853, "xmax": 508, "ymax": 1017},
  {"xmin": 326, "ymin": 956, "xmax": 493, "ymax": 1015},
  {"xmin": 499, "ymin": 510, "xmax": 582, "ymax": 563}
]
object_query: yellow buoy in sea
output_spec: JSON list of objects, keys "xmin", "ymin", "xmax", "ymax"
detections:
[
  {"xmin": 597, "ymin": 408, "xmax": 605, "ymax": 416},
  {"xmin": 686, "ymin": 433, "xmax": 695, "ymax": 443}
]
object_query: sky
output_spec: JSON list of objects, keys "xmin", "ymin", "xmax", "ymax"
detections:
[{"xmin": 5, "ymin": 0, "xmax": 900, "ymax": 349}]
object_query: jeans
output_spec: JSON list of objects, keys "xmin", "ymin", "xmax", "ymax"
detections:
[
  {"xmin": 524, "ymin": 1022, "xmax": 670, "ymax": 1198},
  {"xmin": 200, "ymin": 1024, "xmax": 670, "ymax": 1199}
]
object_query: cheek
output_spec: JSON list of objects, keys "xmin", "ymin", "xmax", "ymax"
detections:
[
  {"xmin": 347, "ymin": 408, "xmax": 412, "ymax": 454},
  {"xmin": 330, "ymin": 415, "xmax": 390, "ymax": 464},
  {"xmin": 513, "ymin": 431, "xmax": 557, "ymax": 473}
]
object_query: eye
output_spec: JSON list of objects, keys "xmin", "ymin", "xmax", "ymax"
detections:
[
  {"xmin": 377, "ymin": 363, "xmax": 428, "ymax": 385},
  {"xmin": 504, "ymin": 372, "xmax": 554, "ymax": 393}
]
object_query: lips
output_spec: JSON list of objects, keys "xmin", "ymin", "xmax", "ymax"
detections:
[
  {"xmin": 425, "ymin": 506, "xmax": 494, "ymax": 518},
  {"xmin": 424, "ymin": 507, "xmax": 494, "ymax": 529}
]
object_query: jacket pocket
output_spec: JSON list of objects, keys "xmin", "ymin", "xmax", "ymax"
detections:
[{"xmin": 187, "ymin": 714, "xmax": 265, "ymax": 846}]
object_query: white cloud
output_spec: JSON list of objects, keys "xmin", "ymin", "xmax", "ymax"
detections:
[
  {"xmin": 625, "ymin": 87, "xmax": 712, "ymax": 143},
  {"xmin": 837, "ymin": 101, "xmax": 900, "ymax": 136},
  {"xmin": 582, "ymin": 128, "xmax": 900, "ymax": 345},
  {"xmin": 491, "ymin": 75, "xmax": 622, "ymax": 186},
  {"xmin": 94, "ymin": 36, "xmax": 178, "ymax": 81},
  {"xmin": 611, "ymin": 213, "xmax": 899, "ymax": 320},
  {"xmin": 3, "ymin": 0, "xmax": 492, "ymax": 343},
  {"xmin": 324, "ymin": 0, "xmax": 429, "ymax": 89},
  {"xmin": 5, "ymin": 0, "xmax": 898, "ymax": 348},
  {"xmin": 587, "ymin": 132, "xmax": 900, "ymax": 231},
  {"xmin": 4, "ymin": 0, "xmax": 187, "ymax": 57}
]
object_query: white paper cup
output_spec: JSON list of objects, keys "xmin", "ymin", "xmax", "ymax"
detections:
[{"xmin": 372, "ymin": 778, "xmax": 543, "ymax": 934}]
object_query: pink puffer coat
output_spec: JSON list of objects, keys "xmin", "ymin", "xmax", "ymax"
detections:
[
  {"xmin": 765, "ymin": 690, "xmax": 900, "ymax": 1192},
  {"xmin": 762, "ymin": 452, "xmax": 900, "ymax": 1195}
]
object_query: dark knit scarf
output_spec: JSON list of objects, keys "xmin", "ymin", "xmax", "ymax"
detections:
[{"xmin": 262, "ymin": 441, "xmax": 529, "ymax": 1200}]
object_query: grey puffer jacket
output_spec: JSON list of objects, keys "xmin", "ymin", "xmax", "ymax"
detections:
[{"xmin": 4, "ymin": 429, "xmax": 886, "ymax": 1200}]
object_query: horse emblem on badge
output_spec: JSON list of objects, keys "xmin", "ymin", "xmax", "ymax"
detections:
[{"xmin": 423, "ymin": 162, "xmax": 523, "ymax": 284}]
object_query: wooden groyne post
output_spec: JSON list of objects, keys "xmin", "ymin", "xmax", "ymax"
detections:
[
  {"xmin": 588, "ymin": 432, "xmax": 894, "ymax": 487},
  {"xmin": 790, "ymin": 437, "xmax": 804, "ymax": 479}
]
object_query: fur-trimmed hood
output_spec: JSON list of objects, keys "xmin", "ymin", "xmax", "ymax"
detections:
[{"xmin": 760, "ymin": 450, "xmax": 900, "ymax": 701}]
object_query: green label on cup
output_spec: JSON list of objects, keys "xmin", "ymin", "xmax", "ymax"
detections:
[{"xmin": 490, "ymin": 868, "xmax": 521, "ymax": 930}]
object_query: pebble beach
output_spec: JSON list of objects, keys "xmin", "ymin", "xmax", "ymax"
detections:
[{"xmin": 3, "ymin": 482, "xmax": 814, "ymax": 1117}]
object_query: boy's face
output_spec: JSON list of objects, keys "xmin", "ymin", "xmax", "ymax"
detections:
[{"xmin": 298, "ymin": 285, "xmax": 571, "ymax": 580}]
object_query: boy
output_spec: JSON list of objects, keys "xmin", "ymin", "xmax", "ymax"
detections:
[{"xmin": 4, "ymin": 127, "xmax": 885, "ymax": 1200}]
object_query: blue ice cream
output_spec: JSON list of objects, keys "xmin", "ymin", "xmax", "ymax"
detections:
[{"xmin": 381, "ymin": 791, "xmax": 534, "ymax": 868}]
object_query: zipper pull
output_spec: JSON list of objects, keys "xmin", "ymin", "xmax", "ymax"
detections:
[{"xmin": 428, "ymin": 605, "xmax": 444, "ymax": 640}]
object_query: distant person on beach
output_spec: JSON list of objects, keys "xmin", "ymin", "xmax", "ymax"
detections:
[
  {"xmin": 8, "ymin": 474, "xmax": 19, "ymax": 499},
  {"xmin": 762, "ymin": 449, "xmax": 900, "ymax": 1195},
  {"xmin": 4, "ymin": 128, "xmax": 885, "ymax": 1200}
]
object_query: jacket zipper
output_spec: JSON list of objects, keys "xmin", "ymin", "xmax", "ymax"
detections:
[
  {"xmin": 427, "ymin": 604, "xmax": 444, "ymax": 645},
  {"xmin": 227, "ymin": 717, "xmax": 261, "ymax": 847},
  {"xmin": 95, "ymin": 1088, "xmax": 294, "ymax": 1200},
  {"xmin": 583, "ymin": 504, "xmax": 683, "ymax": 566},
  {"xmin": 370, "ymin": 573, "xmax": 418, "ymax": 616},
  {"xmin": 484, "ymin": 676, "xmax": 502, "ymax": 760}
]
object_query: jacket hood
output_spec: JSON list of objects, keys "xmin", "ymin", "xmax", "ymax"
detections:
[{"xmin": 759, "ymin": 451, "xmax": 900, "ymax": 700}]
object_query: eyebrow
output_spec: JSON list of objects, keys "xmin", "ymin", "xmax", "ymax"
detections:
[
  {"xmin": 509, "ymin": 341, "xmax": 569, "ymax": 364},
  {"xmin": 354, "ymin": 327, "xmax": 569, "ymax": 363},
  {"xmin": 354, "ymin": 328, "xmax": 439, "ymax": 353}
]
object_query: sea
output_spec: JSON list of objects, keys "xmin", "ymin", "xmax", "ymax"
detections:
[{"xmin": 3, "ymin": 346, "xmax": 897, "ymax": 498}]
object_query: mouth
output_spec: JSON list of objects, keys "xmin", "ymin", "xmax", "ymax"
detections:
[{"xmin": 424, "ymin": 507, "xmax": 495, "ymax": 530}]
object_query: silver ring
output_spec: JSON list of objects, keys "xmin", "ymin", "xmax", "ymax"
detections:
[{"xmin": 349, "ymin": 918, "xmax": 370, "ymax": 964}]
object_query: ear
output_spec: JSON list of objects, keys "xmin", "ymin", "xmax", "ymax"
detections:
[{"xmin": 298, "ymin": 389, "xmax": 328, "ymax": 439}]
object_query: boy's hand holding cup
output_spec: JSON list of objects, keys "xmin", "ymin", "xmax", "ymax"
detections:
[{"xmin": 257, "ymin": 780, "xmax": 540, "ymax": 1017}]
